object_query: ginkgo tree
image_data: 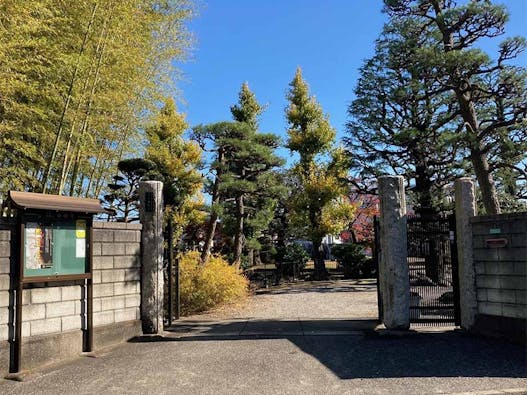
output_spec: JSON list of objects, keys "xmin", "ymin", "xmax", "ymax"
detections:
[
  {"xmin": 286, "ymin": 68, "xmax": 357, "ymax": 280},
  {"xmin": 145, "ymin": 98, "xmax": 203, "ymax": 242}
]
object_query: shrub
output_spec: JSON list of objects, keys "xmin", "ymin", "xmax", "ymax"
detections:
[
  {"xmin": 275, "ymin": 243, "xmax": 310, "ymax": 278},
  {"xmin": 331, "ymin": 243, "xmax": 373, "ymax": 278},
  {"xmin": 179, "ymin": 251, "xmax": 249, "ymax": 315}
]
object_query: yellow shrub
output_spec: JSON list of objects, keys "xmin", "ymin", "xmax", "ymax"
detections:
[{"xmin": 179, "ymin": 251, "xmax": 249, "ymax": 315}]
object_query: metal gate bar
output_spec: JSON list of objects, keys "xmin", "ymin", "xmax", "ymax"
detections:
[
  {"xmin": 407, "ymin": 214, "xmax": 459, "ymax": 326},
  {"xmin": 373, "ymin": 216, "xmax": 383, "ymax": 323}
]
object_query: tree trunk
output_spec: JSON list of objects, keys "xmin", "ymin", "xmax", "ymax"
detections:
[
  {"xmin": 432, "ymin": 2, "xmax": 501, "ymax": 215},
  {"xmin": 455, "ymin": 90, "xmax": 501, "ymax": 214},
  {"xmin": 311, "ymin": 238, "xmax": 327, "ymax": 280},
  {"xmin": 200, "ymin": 210, "xmax": 218, "ymax": 265},
  {"xmin": 470, "ymin": 147, "xmax": 501, "ymax": 215},
  {"xmin": 200, "ymin": 150, "xmax": 223, "ymax": 265},
  {"xmin": 254, "ymin": 249, "xmax": 262, "ymax": 266},
  {"xmin": 414, "ymin": 163, "xmax": 436, "ymax": 215},
  {"xmin": 233, "ymin": 193, "xmax": 245, "ymax": 269},
  {"xmin": 247, "ymin": 249, "xmax": 254, "ymax": 267},
  {"xmin": 276, "ymin": 204, "xmax": 288, "ymax": 249},
  {"xmin": 308, "ymin": 205, "xmax": 328, "ymax": 280}
]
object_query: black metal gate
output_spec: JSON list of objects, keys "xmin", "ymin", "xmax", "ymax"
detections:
[
  {"xmin": 163, "ymin": 221, "xmax": 180, "ymax": 327},
  {"xmin": 373, "ymin": 216, "xmax": 382, "ymax": 323},
  {"xmin": 407, "ymin": 214, "xmax": 460, "ymax": 326}
]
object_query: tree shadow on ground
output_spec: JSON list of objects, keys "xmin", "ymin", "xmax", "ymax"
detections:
[
  {"xmin": 256, "ymin": 286, "xmax": 376, "ymax": 295},
  {"xmin": 255, "ymin": 279, "xmax": 377, "ymax": 295},
  {"xmin": 130, "ymin": 319, "xmax": 527, "ymax": 380}
]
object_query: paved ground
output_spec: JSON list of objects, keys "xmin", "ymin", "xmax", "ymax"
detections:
[{"xmin": 1, "ymin": 279, "xmax": 526, "ymax": 395}]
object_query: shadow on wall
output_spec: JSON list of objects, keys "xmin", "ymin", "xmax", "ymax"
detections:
[{"xmin": 130, "ymin": 319, "xmax": 527, "ymax": 380}]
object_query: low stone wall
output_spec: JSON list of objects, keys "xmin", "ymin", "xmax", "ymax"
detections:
[
  {"xmin": 0, "ymin": 221, "xmax": 142, "ymax": 375},
  {"xmin": 471, "ymin": 212, "xmax": 527, "ymax": 344}
]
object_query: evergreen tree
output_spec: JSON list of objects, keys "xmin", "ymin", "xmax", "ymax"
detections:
[
  {"xmin": 192, "ymin": 121, "xmax": 232, "ymax": 265},
  {"xmin": 345, "ymin": 19, "xmax": 466, "ymax": 213},
  {"xmin": 219, "ymin": 124, "xmax": 283, "ymax": 268},
  {"xmin": 228, "ymin": 83, "xmax": 283, "ymax": 267},
  {"xmin": 102, "ymin": 158, "xmax": 157, "ymax": 222},
  {"xmin": 193, "ymin": 84, "xmax": 283, "ymax": 267},
  {"xmin": 230, "ymin": 82, "xmax": 264, "ymax": 130},
  {"xmin": 286, "ymin": 68, "xmax": 356, "ymax": 280},
  {"xmin": 384, "ymin": 0, "xmax": 527, "ymax": 214}
]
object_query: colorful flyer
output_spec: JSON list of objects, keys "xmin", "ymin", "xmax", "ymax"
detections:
[
  {"xmin": 76, "ymin": 219, "xmax": 86, "ymax": 238},
  {"xmin": 25, "ymin": 222, "xmax": 53, "ymax": 270}
]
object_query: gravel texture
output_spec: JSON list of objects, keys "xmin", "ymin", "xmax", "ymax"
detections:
[{"xmin": 184, "ymin": 278, "xmax": 379, "ymax": 321}]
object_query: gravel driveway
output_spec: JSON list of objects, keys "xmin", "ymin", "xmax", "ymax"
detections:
[{"xmin": 183, "ymin": 278, "xmax": 378, "ymax": 321}]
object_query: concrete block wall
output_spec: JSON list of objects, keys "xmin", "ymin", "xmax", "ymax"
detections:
[
  {"xmin": 0, "ymin": 227, "xmax": 12, "ymax": 342},
  {"xmin": 1, "ymin": 220, "xmax": 144, "ymax": 374},
  {"xmin": 0, "ymin": 222, "xmax": 142, "ymax": 344},
  {"xmin": 92, "ymin": 222, "xmax": 142, "ymax": 328},
  {"xmin": 471, "ymin": 212, "xmax": 527, "ymax": 343}
]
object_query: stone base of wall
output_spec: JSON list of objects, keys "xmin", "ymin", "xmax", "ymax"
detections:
[
  {"xmin": 472, "ymin": 314, "xmax": 526, "ymax": 345},
  {"xmin": 93, "ymin": 319, "xmax": 141, "ymax": 350},
  {"xmin": 0, "ymin": 320, "xmax": 142, "ymax": 377},
  {"xmin": 0, "ymin": 330, "xmax": 83, "ymax": 377},
  {"xmin": 0, "ymin": 339, "xmax": 8, "ymax": 377}
]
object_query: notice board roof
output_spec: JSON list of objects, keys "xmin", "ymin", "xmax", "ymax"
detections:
[{"xmin": 8, "ymin": 191, "xmax": 107, "ymax": 214}]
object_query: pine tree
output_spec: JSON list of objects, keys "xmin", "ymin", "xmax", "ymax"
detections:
[
  {"xmin": 345, "ymin": 19, "xmax": 466, "ymax": 213},
  {"xmin": 384, "ymin": 0, "xmax": 527, "ymax": 214},
  {"xmin": 194, "ymin": 83, "xmax": 283, "ymax": 267},
  {"xmin": 102, "ymin": 158, "xmax": 157, "ymax": 222},
  {"xmin": 228, "ymin": 83, "xmax": 283, "ymax": 267},
  {"xmin": 220, "ymin": 125, "xmax": 283, "ymax": 267}
]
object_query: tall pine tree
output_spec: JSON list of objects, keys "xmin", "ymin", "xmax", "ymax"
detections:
[
  {"xmin": 384, "ymin": 0, "xmax": 527, "ymax": 214},
  {"xmin": 346, "ymin": 18, "xmax": 466, "ymax": 213},
  {"xmin": 194, "ymin": 83, "xmax": 283, "ymax": 267}
]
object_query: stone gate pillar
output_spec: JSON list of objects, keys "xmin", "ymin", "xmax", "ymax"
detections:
[
  {"xmin": 139, "ymin": 181, "xmax": 164, "ymax": 334},
  {"xmin": 454, "ymin": 177, "xmax": 477, "ymax": 330},
  {"xmin": 378, "ymin": 176, "xmax": 410, "ymax": 329}
]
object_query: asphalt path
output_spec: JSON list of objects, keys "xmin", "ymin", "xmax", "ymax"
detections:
[{"xmin": 1, "ymin": 279, "xmax": 525, "ymax": 394}]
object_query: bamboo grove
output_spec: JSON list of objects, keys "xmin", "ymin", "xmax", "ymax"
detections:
[{"xmin": 0, "ymin": 0, "xmax": 194, "ymax": 197}]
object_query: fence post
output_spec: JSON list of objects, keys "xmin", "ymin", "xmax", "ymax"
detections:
[
  {"xmin": 378, "ymin": 176, "xmax": 410, "ymax": 330},
  {"xmin": 139, "ymin": 181, "xmax": 164, "ymax": 334},
  {"xmin": 454, "ymin": 177, "xmax": 477, "ymax": 330}
]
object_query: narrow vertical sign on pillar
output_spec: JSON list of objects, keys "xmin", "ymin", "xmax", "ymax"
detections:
[{"xmin": 139, "ymin": 181, "xmax": 164, "ymax": 334}]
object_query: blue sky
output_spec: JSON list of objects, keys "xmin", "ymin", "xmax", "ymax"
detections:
[{"xmin": 176, "ymin": 0, "xmax": 527, "ymax": 164}]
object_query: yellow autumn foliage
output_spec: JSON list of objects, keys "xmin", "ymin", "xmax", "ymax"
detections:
[
  {"xmin": 179, "ymin": 251, "xmax": 249, "ymax": 315},
  {"xmin": 321, "ymin": 198, "xmax": 358, "ymax": 236}
]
